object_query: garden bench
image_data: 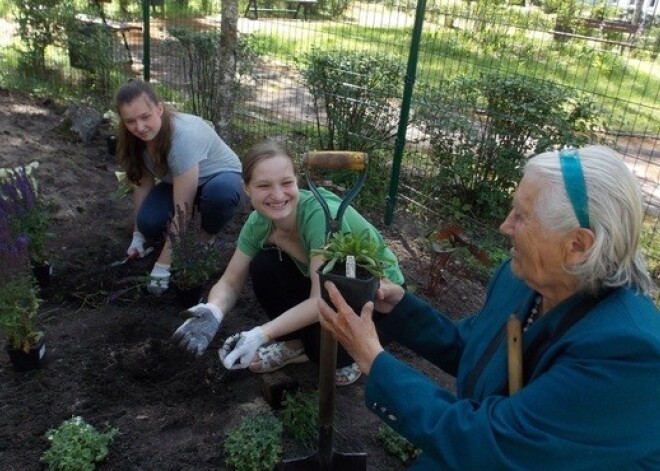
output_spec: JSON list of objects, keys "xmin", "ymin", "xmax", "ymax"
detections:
[
  {"xmin": 553, "ymin": 18, "xmax": 641, "ymax": 51},
  {"xmin": 244, "ymin": 0, "xmax": 317, "ymax": 20}
]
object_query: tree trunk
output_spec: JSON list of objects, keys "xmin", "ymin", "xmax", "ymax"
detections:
[{"xmin": 216, "ymin": 0, "xmax": 238, "ymax": 143}]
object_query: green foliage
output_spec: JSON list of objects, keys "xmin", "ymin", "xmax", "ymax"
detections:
[
  {"xmin": 281, "ymin": 389, "xmax": 319, "ymax": 450},
  {"xmin": 168, "ymin": 204, "xmax": 221, "ymax": 290},
  {"xmin": 12, "ymin": 0, "xmax": 73, "ymax": 70},
  {"xmin": 65, "ymin": 17, "xmax": 116, "ymax": 83},
  {"xmin": 166, "ymin": 26, "xmax": 262, "ymax": 122},
  {"xmin": 311, "ymin": 229, "xmax": 392, "ymax": 277},
  {"xmin": 224, "ymin": 414, "xmax": 283, "ymax": 471},
  {"xmin": 0, "ymin": 258, "xmax": 41, "ymax": 352},
  {"xmin": 377, "ymin": 424, "xmax": 421, "ymax": 465},
  {"xmin": 41, "ymin": 416, "xmax": 119, "ymax": 471},
  {"xmin": 299, "ymin": 48, "xmax": 404, "ymax": 152},
  {"xmin": 416, "ymin": 72, "xmax": 605, "ymax": 221}
]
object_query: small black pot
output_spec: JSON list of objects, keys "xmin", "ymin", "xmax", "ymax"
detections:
[
  {"xmin": 174, "ymin": 285, "xmax": 204, "ymax": 308},
  {"xmin": 106, "ymin": 135, "xmax": 118, "ymax": 156},
  {"xmin": 6, "ymin": 338, "xmax": 47, "ymax": 372},
  {"xmin": 32, "ymin": 262, "xmax": 53, "ymax": 290},
  {"xmin": 317, "ymin": 261, "xmax": 378, "ymax": 313}
]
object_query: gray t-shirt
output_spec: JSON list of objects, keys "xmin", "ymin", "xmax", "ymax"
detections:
[{"xmin": 143, "ymin": 113, "xmax": 241, "ymax": 184}]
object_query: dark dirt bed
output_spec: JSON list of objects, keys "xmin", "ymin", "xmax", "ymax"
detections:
[{"xmin": 0, "ymin": 90, "xmax": 486, "ymax": 470}]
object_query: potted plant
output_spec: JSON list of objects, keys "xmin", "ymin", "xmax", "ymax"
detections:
[
  {"xmin": 0, "ymin": 224, "xmax": 45, "ymax": 372},
  {"xmin": 311, "ymin": 229, "xmax": 392, "ymax": 313},
  {"xmin": 0, "ymin": 166, "xmax": 52, "ymax": 289},
  {"xmin": 168, "ymin": 204, "xmax": 221, "ymax": 306}
]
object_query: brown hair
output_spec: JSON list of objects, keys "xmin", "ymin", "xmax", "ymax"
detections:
[
  {"xmin": 114, "ymin": 80, "xmax": 174, "ymax": 185},
  {"xmin": 242, "ymin": 140, "xmax": 296, "ymax": 184}
]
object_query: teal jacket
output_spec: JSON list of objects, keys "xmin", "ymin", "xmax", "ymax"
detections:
[{"xmin": 367, "ymin": 260, "xmax": 660, "ymax": 470}]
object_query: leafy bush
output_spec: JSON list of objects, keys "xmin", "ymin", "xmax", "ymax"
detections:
[
  {"xmin": 300, "ymin": 48, "xmax": 404, "ymax": 152},
  {"xmin": 377, "ymin": 424, "xmax": 421, "ymax": 465},
  {"xmin": 166, "ymin": 26, "xmax": 261, "ymax": 123},
  {"xmin": 41, "ymin": 416, "xmax": 119, "ymax": 471},
  {"xmin": 416, "ymin": 72, "xmax": 605, "ymax": 221},
  {"xmin": 311, "ymin": 229, "xmax": 392, "ymax": 277},
  {"xmin": 281, "ymin": 389, "xmax": 319, "ymax": 450},
  {"xmin": 13, "ymin": 0, "xmax": 72, "ymax": 70},
  {"xmin": 224, "ymin": 413, "xmax": 283, "ymax": 471}
]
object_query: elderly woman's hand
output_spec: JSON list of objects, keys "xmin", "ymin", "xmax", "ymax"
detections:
[
  {"xmin": 374, "ymin": 278, "xmax": 405, "ymax": 313},
  {"xmin": 318, "ymin": 281, "xmax": 385, "ymax": 375}
]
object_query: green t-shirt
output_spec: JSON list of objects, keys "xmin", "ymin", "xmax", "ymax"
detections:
[{"xmin": 237, "ymin": 188, "xmax": 404, "ymax": 284}]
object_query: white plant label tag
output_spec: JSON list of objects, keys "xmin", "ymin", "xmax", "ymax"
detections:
[{"xmin": 346, "ymin": 255, "xmax": 356, "ymax": 279}]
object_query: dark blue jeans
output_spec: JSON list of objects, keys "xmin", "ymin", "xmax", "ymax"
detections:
[{"xmin": 136, "ymin": 172, "xmax": 242, "ymax": 238}]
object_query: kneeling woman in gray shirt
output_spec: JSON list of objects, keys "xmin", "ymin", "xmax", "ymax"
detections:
[{"xmin": 115, "ymin": 79, "xmax": 243, "ymax": 294}]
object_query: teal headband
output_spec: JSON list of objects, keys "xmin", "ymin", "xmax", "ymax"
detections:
[{"xmin": 559, "ymin": 149, "xmax": 590, "ymax": 229}]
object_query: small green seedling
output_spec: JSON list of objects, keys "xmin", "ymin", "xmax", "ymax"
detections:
[
  {"xmin": 377, "ymin": 424, "xmax": 421, "ymax": 465},
  {"xmin": 281, "ymin": 389, "xmax": 320, "ymax": 450},
  {"xmin": 224, "ymin": 413, "xmax": 283, "ymax": 471},
  {"xmin": 41, "ymin": 416, "xmax": 119, "ymax": 471}
]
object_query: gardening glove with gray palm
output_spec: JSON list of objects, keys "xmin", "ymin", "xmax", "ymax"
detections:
[
  {"xmin": 147, "ymin": 262, "xmax": 170, "ymax": 295},
  {"xmin": 172, "ymin": 303, "xmax": 224, "ymax": 357},
  {"xmin": 127, "ymin": 231, "xmax": 147, "ymax": 258},
  {"xmin": 219, "ymin": 327, "xmax": 268, "ymax": 370}
]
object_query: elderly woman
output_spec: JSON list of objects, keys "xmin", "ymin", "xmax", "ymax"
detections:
[{"xmin": 319, "ymin": 145, "xmax": 660, "ymax": 469}]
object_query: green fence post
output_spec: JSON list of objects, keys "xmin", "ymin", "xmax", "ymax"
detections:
[
  {"xmin": 142, "ymin": 0, "xmax": 150, "ymax": 81},
  {"xmin": 385, "ymin": 0, "xmax": 427, "ymax": 226}
]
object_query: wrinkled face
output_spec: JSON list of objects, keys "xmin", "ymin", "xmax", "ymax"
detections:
[
  {"xmin": 244, "ymin": 155, "xmax": 299, "ymax": 223},
  {"xmin": 118, "ymin": 94, "xmax": 163, "ymax": 142},
  {"xmin": 499, "ymin": 176, "xmax": 569, "ymax": 292}
]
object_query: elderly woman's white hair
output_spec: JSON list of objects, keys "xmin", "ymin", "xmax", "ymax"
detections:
[{"xmin": 524, "ymin": 145, "xmax": 653, "ymax": 295}]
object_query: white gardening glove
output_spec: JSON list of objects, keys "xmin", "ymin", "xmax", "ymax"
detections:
[
  {"xmin": 172, "ymin": 303, "xmax": 224, "ymax": 357},
  {"xmin": 127, "ymin": 231, "xmax": 146, "ymax": 258},
  {"xmin": 219, "ymin": 327, "xmax": 268, "ymax": 370},
  {"xmin": 147, "ymin": 262, "xmax": 170, "ymax": 295}
]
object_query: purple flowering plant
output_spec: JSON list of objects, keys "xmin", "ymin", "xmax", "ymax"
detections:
[
  {"xmin": 0, "ymin": 211, "xmax": 42, "ymax": 352},
  {"xmin": 0, "ymin": 167, "xmax": 50, "ymax": 265},
  {"xmin": 168, "ymin": 204, "xmax": 221, "ymax": 291}
]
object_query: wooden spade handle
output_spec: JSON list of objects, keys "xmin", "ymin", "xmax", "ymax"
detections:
[
  {"xmin": 507, "ymin": 315, "xmax": 523, "ymax": 395},
  {"xmin": 303, "ymin": 151, "xmax": 368, "ymax": 171}
]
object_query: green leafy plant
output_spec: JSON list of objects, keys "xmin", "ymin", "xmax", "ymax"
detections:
[
  {"xmin": 416, "ymin": 72, "xmax": 605, "ymax": 221},
  {"xmin": 41, "ymin": 416, "xmax": 118, "ymax": 471},
  {"xmin": 300, "ymin": 48, "xmax": 404, "ymax": 152},
  {"xmin": 0, "ymin": 225, "xmax": 42, "ymax": 352},
  {"xmin": 224, "ymin": 413, "xmax": 282, "ymax": 471},
  {"xmin": 311, "ymin": 229, "xmax": 392, "ymax": 277},
  {"xmin": 168, "ymin": 204, "xmax": 221, "ymax": 291},
  {"xmin": 377, "ymin": 424, "xmax": 421, "ymax": 465},
  {"xmin": 281, "ymin": 389, "xmax": 319, "ymax": 450}
]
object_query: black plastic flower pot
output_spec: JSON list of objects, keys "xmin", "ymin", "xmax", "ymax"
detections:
[
  {"xmin": 32, "ymin": 261, "xmax": 53, "ymax": 290},
  {"xmin": 6, "ymin": 338, "xmax": 47, "ymax": 373},
  {"xmin": 106, "ymin": 135, "xmax": 118, "ymax": 156},
  {"xmin": 317, "ymin": 261, "xmax": 379, "ymax": 314}
]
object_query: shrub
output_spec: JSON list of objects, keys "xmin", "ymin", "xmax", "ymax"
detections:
[
  {"xmin": 281, "ymin": 389, "xmax": 319, "ymax": 450},
  {"xmin": 166, "ymin": 27, "xmax": 261, "ymax": 123},
  {"xmin": 40, "ymin": 416, "xmax": 119, "ymax": 471},
  {"xmin": 224, "ymin": 413, "xmax": 283, "ymax": 471},
  {"xmin": 300, "ymin": 48, "xmax": 405, "ymax": 152},
  {"xmin": 416, "ymin": 72, "xmax": 605, "ymax": 221}
]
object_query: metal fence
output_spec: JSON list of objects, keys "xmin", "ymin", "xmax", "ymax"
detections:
[{"xmin": 1, "ymin": 0, "xmax": 658, "ymax": 282}]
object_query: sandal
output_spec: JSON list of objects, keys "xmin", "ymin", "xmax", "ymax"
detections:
[
  {"xmin": 335, "ymin": 363, "xmax": 362, "ymax": 386},
  {"xmin": 248, "ymin": 341, "xmax": 309, "ymax": 374}
]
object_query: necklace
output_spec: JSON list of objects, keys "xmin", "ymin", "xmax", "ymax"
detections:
[{"xmin": 523, "ymin": 295, "xmax": 543, "ymax": 333}]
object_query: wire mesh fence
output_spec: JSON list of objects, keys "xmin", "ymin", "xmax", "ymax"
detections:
[{"xmin": 0, "ymin": 0, "xmax": 658, "ymax": 286}]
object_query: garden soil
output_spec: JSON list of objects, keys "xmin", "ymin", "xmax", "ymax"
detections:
[{"xmin": 0, "ymin": 90, "xmax": 487, "ymax": 470}]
